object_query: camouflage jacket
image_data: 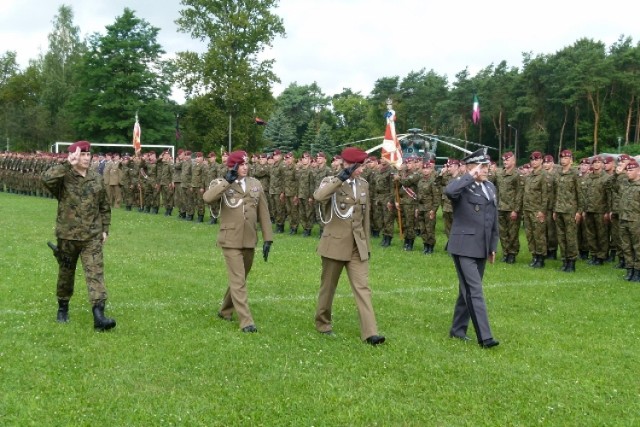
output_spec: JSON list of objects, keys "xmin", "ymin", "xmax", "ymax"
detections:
[
  {"xmin": 296, "ymin": 165, "xmax": 314, "ymax": 199},
  {"xmin": 521, "ymin": 169, "xmax": 548, "ymax": 212},
  {"xmin": 619, "ymin": 179, "xmax": 640, "ymax": 221},
  {"xmin": 417, "ymin": 175, "xmax": 439, "ymax": 212},
  {"xmin": 553, "ymin": 169, "xmax": 583, "ymax": 214},
  {"xmin": 495, "ymin": 167, "xmax": 520, "ymax": 212},
  {"xmin": 42, "ymin": 163, "xmax": 111, "ymax": 240},
  {"xmin": 282, "ymin": 163, "xmax": 297, "ymax": 197},
  {"xmin": 269, "ymin": 160, "xmax": 284, "ymax": 195},
  {"xmin": 583, "ymin": 171, "xmax": 611, "ymax": 213}
]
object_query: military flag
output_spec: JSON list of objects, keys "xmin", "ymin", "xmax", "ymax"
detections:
[
  {"xmin": 255, "ymin": 117, "xmax": 267, "ymax": 126},
  {"xmin": 175, "ymin": 114, "xmax": 181, "ymax": 140},
  {"xmin": 133, "ymin": 113, "xmax": 141, "ymax": 153},
  {"xmin": 472, "ymin": 94, "xmax": 481, "ymax": 125},
  {"xmin": 381, "ymin": 100, "xmax": 403, "ymax": 169}
]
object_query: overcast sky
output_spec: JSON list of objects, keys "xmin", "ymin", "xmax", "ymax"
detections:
[{"xmin": 1, "ymin": 0, "xmax": 638, "ymax": 103}]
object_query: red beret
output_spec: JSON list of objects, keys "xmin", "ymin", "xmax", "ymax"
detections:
[
  {"xmin": 68, "ymin": 141, "xmax": 91, "ymax": 152},
  {"xmin": 273, "ymin": 149, "xmax": 282, "ymax": 155},
  {"xmin": 618, "ymin": 154, "xmax": 631, "ymax": 161},
  {"xmin": 560, "ymin": 149, "xmax": 572, "ymax": 158},
  {"xmin": 625, "ymin": 159, "xmax": 638, "ymax": 170},
  {"xmin": 332, "ymin": 155, "xmax": 342, "ymax": 161},
  {"xmin": 543, "ymin": 154, "xmax": 554, "ymax": 162},
  {"xmin": 603, "ymin": 156, "xmax": 614, "ymax": 164},
  {"xmin": 195, "ymin": 152, "xmax": 203, "ymax": 158},
  {"xmin": 580, "ymin": 158, "xmax": 590, "ymax": 165},
  {"xmin": 316, "ymin": 152, "xmax": 326, "ymax": 159},
  {"xmin": 226, "ymin": 150, "xmax": 248, "ymax": 168},
  {"xmin": 208, "ymin": 152, "xmax": 217, "ymax": 158},
  {"xmin": 177, "ymin": 149, "xmax": 184, "ymax": 155},
  {"xmin": 184, "ymin": 150, "xmax": 192, "ymax": 156},
  {"xmin": 340, "ymin": 147, "xmax": 367, "ymax": 164},
  {"xmin": 591, "ymin": 156, "xmax": 603, "ymax": 164},
  {"xmin": 529, "ymin": 151, "xmax": 543, "ymax": 160},
  {"xmin": 284, "ymin": 152, "xmax": 294, "ymax": 159},
  {"xmin": 502, "ymin": 151, "xmax": 514, "ymax": 160}
]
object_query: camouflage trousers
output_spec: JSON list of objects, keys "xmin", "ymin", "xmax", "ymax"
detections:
[
  {"xmin": 159, "ymin": 184, "xmax": 174, "ymax": 210},
  {"xmin": 381, "ymin": 202, "xmax": 396, "ymax": 237},
  {"xmin": 609, "ymin": 213, "xmax": 621, "ymax": 252},
  {"xmin": 546, "ymin": 210, "xmax": 557, "ymax": 250},
  {"xmin": 442, "ymin": 211, "xmax": 453, "ymax": 238},
  {"xmin": 56, "ymin": 238, "xmax": 108, "ymax": 304},
  {"xmin": 173, "ymin": 184, "xmax": 184, "ymax": 213},
  {"xmin": 620, "ymin": 219, "xmax": 640, "ymax": 269},
  {"xmin": 193, "ymin": 187, "xmax": 205, "ymax": 216},
  {"xmin": 584, "ymin": 212, "xmax": 609, "ymax": 259},
  {"xmin": 371, "ymin": 199, "xmax": 384, "ymax": 233},
  {"xmin": 416, "ymin": 210, "xmax": 436, "ymax": 245},
  {"xmin": 143, "ymin": 182, "xmax": 159, "ymax": 209},
  {"xmin": 182, "ymin": 185, "xmax": 194, "ymax": 215},
  {"xmin": 524, "ymin": 211, "xmax": 547, "ymax": 256},
  {"xmin": 109, "ymin": 185, "xmax": 122, "ymax": 208},
  {"xmin": 398, "ymin": 202, "xmax": 416, "ymax": 239},
  {"xmin": 270, "ymin": 193, "xmax": 285, "ymax": 225},
  {"xmin": 285, "ymin": 196, "xmax": 299, "ymax": 229},
  {"xmin": 297, "ymin": 198, "xmax": 315, "ymax": 231},
  {"xmin": 577, "ymin": 215, "xmax": 589, "ymax": 252},
  {"xmin": 555, "ymin": 212, "xmax": 579, "ymax": 260},
  {"xmin": 498, "ymin": 211, "xmax": 520, "ymax": 256}
]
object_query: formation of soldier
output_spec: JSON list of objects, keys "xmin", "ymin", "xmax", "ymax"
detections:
[{"xmin": 2, "ymin": 147, "xmax": 640, "ymax": 281}]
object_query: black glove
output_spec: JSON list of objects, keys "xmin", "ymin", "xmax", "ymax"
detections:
[
  {"xmin": 263, "ymin": 241, "xmax": 272, "ymax": 262},
  {"xmin": 337, "ymin": 163, "xmax": 360, "ymax": 181},
  {"xmin": 224, "ymin": 163, "xmax": 239, "ymax": 184}
]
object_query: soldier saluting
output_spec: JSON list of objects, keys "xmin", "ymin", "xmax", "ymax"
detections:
[{"xmin": 42, "ymin": 141, "xmax": 116, "ymax": 331}]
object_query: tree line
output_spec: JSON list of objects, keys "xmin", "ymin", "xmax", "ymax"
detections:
[{"xmin": 1, "ymin": 1, "xmax": 639, "ymax": 162}]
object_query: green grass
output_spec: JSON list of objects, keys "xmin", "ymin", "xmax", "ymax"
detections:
[{"xmin": 1, "ymin": 191, "xmax": 638, "ymax": 426}]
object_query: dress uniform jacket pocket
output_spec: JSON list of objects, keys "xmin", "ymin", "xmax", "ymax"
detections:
[{"xmin": 217, "ymin": 223, "xmax": 236, "ymax": 246}]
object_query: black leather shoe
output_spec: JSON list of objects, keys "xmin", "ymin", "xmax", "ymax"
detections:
[
  {"xmin": 449, "ymin": 333, "xmax": 471, "ymax": 341},
  {"xmin": 365, "ymin": 335, "xmax": 386, "ymax": 345},
  {"xmin": 480, "ymin": 338, "xmax": 500, "ymax": 348},
  {"xmin": 241, "ymin": 325, "xmax": 258, "ymax": 333},
  {"xmin": 217, "ymin": 312, "xmax": 232, "ymax": 321}
]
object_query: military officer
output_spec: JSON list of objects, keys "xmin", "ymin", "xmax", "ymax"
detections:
[
  {"xmin": 444, "ymin": 148, "xmax": 499, "ymax": 349},
  {"xmin": 314, "ymin": 147, "xmax": 385, "ymax": 345},
  {"xmin": 41, "ymin": 141, "xmax": 116, "ymax": 332},
  {"xmin": 203, "ymin": 150, "xmax": 273, "ymax": 332}
]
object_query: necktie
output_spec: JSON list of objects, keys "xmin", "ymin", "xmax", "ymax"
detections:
[
  {"xmin": 350, "ymin": 179, "xmax": 356, "ymax": 198},
  {"xmin": 238, "ymin": 178, "xmax": 246, "ymax": 192},
  {"xmin": 480, "ymin": 183, "xmax": 489, "ymax": 200}
]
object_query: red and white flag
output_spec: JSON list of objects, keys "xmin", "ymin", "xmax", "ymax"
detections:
[
  {"xmin": 133, "ymin": 114, "xmax": 141, "ymax": 153},
  {"xmin": 381, "ymin": 108, "xmax": 402, "ymax": 169},
  {"xmin": 472, "ymin": 94, "xmax": 481, "ymax": 125}
]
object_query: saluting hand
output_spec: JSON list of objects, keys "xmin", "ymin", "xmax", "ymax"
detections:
[{"xmin": 224, "ymin": 163, "xmax": 239, "ymax": 184}]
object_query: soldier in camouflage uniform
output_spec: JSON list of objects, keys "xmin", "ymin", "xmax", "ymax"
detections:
[
  {"xmin": 619, "ymin": 159, "xmax": 640, "ymax": 281},
  {"xmin": 295, "ymin": 152, "xmax": 315, "ymax": 236},
  {"xmin": 158, "ymin": 150, "xmax": 174, "ymax": 216},
  {"xmin": 192, "ymin": 152, "xmax": 207, "ymax": 222},
  {"xmin": 437, "ymin": 159, "xmax": 461, "ymax": 238},
  {"xmin": 610, "ymin": 154, "xmax": 632, "ymax": 267},
  {"xmin": 205, "ymin": 152, "xmax": 221, "ymax": 224},
  {"xmin": 581, "ymin": 156, "xmax": 612, "ymax": 265},
  {"xmin": 521, "ymin": 151, "xmax": 548, "ymax": 268},
  {"xmin": 41, "ymin": 141, "xmax": 116, "ymax": 332},
  {"xmin": 552, "ymin": 150, "xmax": 583, "ymax": 272},
  {"xmin": 312, "ymin": 152, "xmax": 332, "ymax": 236},
  {"xmin": 373, "ymin": 157, "xmax": 396, "ymax": 247},
  {"xmin": 143, "ymin": 151, "xmax": 160, "ymax": 213},
  {"xmin": 576, "ymin": 158, "xmax": 591, "ymax": 259},
  {"xmin": 269, "ymin": 150, "xmax": 285, "ymax": 232},
  {"xmin": 416, "ymin": 160, "xmax": 439, "ymax": 254},
  {"xmin": 394, "ymin": 157, "xmax": 421, "ymax": 251},
  {"xmin": 282, "ymin": 152, "xmax": 299, "ymax": 234},
  {"xmin": 181, "ymin": 150, "xmax": 194, "ymax": 220},
  {"xmin": 542, "ymin": 155, "xmax": 558, "ymax": 259},
  {"xmin": 495, "ymin": 151, "xmax": 521, "ymax": 264},
  {"xmin": 120, "ymin": 155, "xmax": 134, "ymax": 210},
  {"xmin": 252, "ymin": 153, "xmax": 271, "ymax": 217},
  {"xmin": 173, "ymin": 149, "xmax": 185, "ymax": 219}
]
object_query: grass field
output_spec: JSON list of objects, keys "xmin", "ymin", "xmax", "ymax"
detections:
[{"xmin": 1, "ymin": 191, "xmax": 638, "ymax": 426}]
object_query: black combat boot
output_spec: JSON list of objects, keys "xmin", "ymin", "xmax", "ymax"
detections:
[
  {"xmin": 506, "ymin": 254, "xmax": 516, "ymax": 264},
  {"xmin": 579, "ymin": 250, "xmax": 589, "ymax": 260},
  {"xmin": 164, "ymin": 208, "xmax": 172, "ymax": 216},
  {"xmin": 125, "ymin": 205, "xmax": 132, "ymax": 211},
  {"xmin": 92, "ymin": 301, "xmax": 116, "ymax": 332},
  {"xmin": 408, "ymin": 239, "xmax": 415, "ymax": 251},
  {"xmin": 423, "ymin": 243, "xmax": 429, "ymax": 254},
  {"xmin": 371, "ymin": 230, "xmax": 380, "ymax": 238},
  {"xmin": 138, "ymin": 207, "xmax": 145, "ymax": 212},
  {"xmin": 209, "ymin": 216, "xmax": 217, "ymax": 225},
  {"xmin": 591, "ymin": 258, "xmax": 604, "ymax": 266},
  {"xmin": 631, "ymin": 270, "xmax": 640, "ymax": 283},
  {"xmin": 606, "ymin": 250, "xmax": 616, "ymax": 263},
  {"xmin": 625, "ymin": 268, "xmax": 635, "ymax": 281},
  {"xmin": 529, "ymin": 256, "xmax": 538, "ymax": 267},
  {"xmin": 531, "ymin": 255, "xmax": 544, "ymax": 268},
  {"xmin": 546, "ymin": 249, "xmax": 557, "ymax": 260},
  {"xmin": 559, "ymin": 259, "xmax": 568, "ymax": 272},
  {"xmin": 565, "ymin": 259, "xmax": 576, "ymax": 272},
  {"xmin": 178, "ymin": 211, "xmax": 186, "ymax": 219},
  {"xmin": 57, "ymin": 299, "xmax": 69, "ymax": 323},
  {"xmin": 275, "ymin": 224, "xmax": 284, "ymax": 233},
  {"xmin": 185, "ymin": 214, "xmax": 193, "ymax": 221},
  {"xmin": 144, "ymin": 206, "xmax": 151, "ymax": 213},
  {"xmin": 151, "ymin": 207, "xmax": 159, "ymax": 214},
  {"xmin": 303, "ymin": 229, "xmax": 311, "ymax": 237},
  {"xmin": 615, "ymin": 257, "xmax": 626, "ymax": 269},
  {"xmin": 403, "ymin": 238, "xmax": 410, "ymax": 251},
  {"xmin": 197, "ymin": 215, "xmax": 204, "ymax": 223}
]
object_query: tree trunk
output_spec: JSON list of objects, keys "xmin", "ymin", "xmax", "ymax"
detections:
[
  {"xmin": 625, "ymin": 94, "xmax": 634, "ymax": 146},
  {"xmin": 558, "ymin": 105, "xmax": 568, "ymax": 157}
]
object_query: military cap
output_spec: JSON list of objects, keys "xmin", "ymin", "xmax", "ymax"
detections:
[
  {"xmin": 68, "ymin": 141, "xmax": 91, "ymax": 152},
  {"xmin": 579, "ymin": 158, "xmax": 590, "ymax": 165},
  {"xmin": 543, "ymin": 154, "xmax": 554, "ymax": 163},
  {"xmin": 184, "ymin": 150, "xmax": 192, "ymax": 156},
  {"xmin": 618, "ymin": 153, "xmax": 631, "ymax": 162},
  {"xmin": 267, "ymin": 154, "xmax": 273, "ymax": 160},
  {"xmin": 259, "ymin": 153, "xmax": 267, "ymax": 159},
  {"xmin": 341, "ymin": 147, "xmax": 367, "ymax": 164},
  {"xmin": 222, "ymin": 151, "xmax": 229, "ymax": 156},
  {"xmin": 177, "ymin": 149, "xmax": 184, "ymax": 155},
  {"xmin": 316, "ymin": 152, "xmax": 326, "ymax": 159},
  {"xmin": 529, "ymin": 151, "xmax": 543, "ymax": 160},
  {"xmin": 284, "ymin": 152, "xmax": 294, "ymax": 159},
  {"xmin": 502, "ymin": 151, "xmax": 514, "ymax": 160},
  {"xmin": 591, "ymin": 156, "xmax": 603, "ymax": 164},
  {"xmin": 302, "ymin": 152, "xmax": 310, "ymax": 158},
  {"xmin": 560, "ymin": 149, "xmax": 572, "ymax": 158},
  {"xmin": 195, "ymin": 152, "xmax": 203, "ymax": 158},
  {"xmin": 208, "ymin": 152, "xmax": 217, "ymax": 158},
  {"xmin": 332, "ymin": 155, "xmax": 342, "ymax": 161},
  {"xmin": 603, "ymin": 156, "xmax": 614, "ymax": 164},
  {"xmin": 422, "ymin": 161, "xmax": 434, "ymax": 169},
  {"xmin": 625, "ymin": 159, "xmax": 638, "ymax": 170},
  {"xmin": 462, "ymin": 148, "xmax": 490, "ymax": 165},
  {"xmin": 226, "ymin": 150, "xmax": 248, "ymax": 168},
  {"xmin": 273, "ymin": 149, "xmax": 282, "ymax": 155}
]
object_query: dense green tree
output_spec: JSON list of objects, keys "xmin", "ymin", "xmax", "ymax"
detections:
[
  {"xmin": 69, "ymin": 8, "xmax": 174, "ymax": 145},
  {"xmin": 262, "ymin": 108, "xmax": 296, "ymax": 152},
  {"xmin": 274, "ymin": 82, "xmax": 329, "ymax": 147},
  {"xmin": 175, "ymin": 0, "xmax": 284, "ymax": 151}
]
